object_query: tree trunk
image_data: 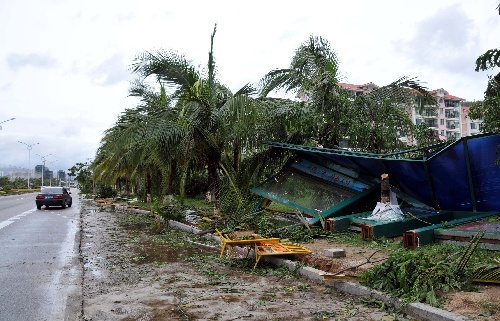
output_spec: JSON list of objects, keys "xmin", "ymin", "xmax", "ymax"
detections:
[
  {"xmin": 179, "ymin": 168, "xmax": 187, "ymax": 206},
  {"xmin": 146, "ymin": 172, "xmax": 151, "ymax": 203},
  {"xmin": 207, "ymin": 159, "xmax": 221, "ymax": 216},
  {"xmin": 179, "ymin": 134, "xmax": 193, "ymax": 206},
  {"xmin": 233, "ymin": 142, "xmax": 240, "ymax": 174},
  {"xmin": 166, "ymin": 169, "xmax": 175, "ymax": 205},
  {"xmin": 380, "ymin": 173, "xmax": 390, "ymax": 204},
  {"xmin": 116, "ymin": 178, "xmax": 121, "ymax": 196}
]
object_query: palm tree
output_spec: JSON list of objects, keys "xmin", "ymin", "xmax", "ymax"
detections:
[
  {"xmin": 93, "ymin": 79, "xmax": 183, "ymax": 203},
  {"xmin": 259, "ymin": 35, "xmax": 352, "ymax": 147},
  {"xmin": 470, "ymin": 3, "xmax": 500, "ymax": 133},
  {"xmin": 346, "ymin": 76, "xmax": 437, "ymax": 153},
  {"xmin": 260, "ymin": 35, "xmax": 436, "ymax": 152},
  {"xmin": 131, "ymin": 25, "xmax": 275, "ymax": 209}
]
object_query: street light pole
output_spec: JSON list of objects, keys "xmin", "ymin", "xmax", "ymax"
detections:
[
  {"xmin": 0, "ymin": 118, "xmax": 15, "ymax": 130},
  {"xmin": 47, "ymin": 160, "xmax": 58, "ymax": 187},
  {"xmin": 36, "ymin": 153, "xmax": 51, "ymax": 188},
  {"xmin": 18, "ymin": 141, "xmax": 39, "ymax": 189}
]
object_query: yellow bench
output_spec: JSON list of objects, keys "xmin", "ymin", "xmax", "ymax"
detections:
[
  {"xmin": 96, "ymin": 199, "xmax": 114, "ymax": 206},
  {"xmin": 216, "ymin": 229, "xmax": 311, "ymax": 268},
  {"xmin": 216, "ymin": 229, "xmax": 279, "ymax": 259},
  {"xmin": 254, "ymin": 242, "xmax": 311, "ymax": 268}
]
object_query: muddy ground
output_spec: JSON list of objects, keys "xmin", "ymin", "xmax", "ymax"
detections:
[
  {"xmin": 79, "ymin": 200, "xmax": 500, "ymax": 320},
  {"xmin": 79, "ymin": 201, "xmax": 413, "ymax": 321}
]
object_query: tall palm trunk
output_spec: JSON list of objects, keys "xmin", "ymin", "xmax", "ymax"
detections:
[
  {"xmin": 207, "ymin": 147, "xmax": 221, "ymax": 215},
  {"xmin": 146, "ymin": 172, "xmax": 152, "ymax": 203},
  {"xmin": 179, "ymin": 133, "xmax": 193, "ymax": 206},
  {"xmin": 233, "ymin": 142, "xmax": 240, "ymax": 173},
  {"xmin": 165, "ymin": 161, "xmax": 176, "ymax": 205},
  {"xmin": 207, "ymin": 161, "xmax": 219, "ymax": 199},
  {"xmin": 117, "ymin": 178, "xmax": 121, "ymax": 195}
]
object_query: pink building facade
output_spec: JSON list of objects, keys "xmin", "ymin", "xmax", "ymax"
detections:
[{"xmin": 337, "ymin": 83, "xmax": 483, "ymax": 143}]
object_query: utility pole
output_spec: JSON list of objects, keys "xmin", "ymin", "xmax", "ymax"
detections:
[
  {"xmin": 36, "ymin": 153, "xmax": 52, "ymax": 188},
  {"xmin": 18, "ymin": 141, "xmax": 39, "ymax": 189},
  {"xmin": 47, "ymin": 160, "xmax": 58, "ymax": 187}
]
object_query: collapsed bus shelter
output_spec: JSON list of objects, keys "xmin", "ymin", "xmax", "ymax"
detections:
[{"xmin": 251, "ymin": 133, "xmax": 500, "ymax": 249}]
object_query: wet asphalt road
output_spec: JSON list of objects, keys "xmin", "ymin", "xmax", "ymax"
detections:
[{"xmin": 0, "ymin": 191, "xmax": 81, "ymax": 321}]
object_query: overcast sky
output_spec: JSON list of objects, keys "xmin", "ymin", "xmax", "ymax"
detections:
[{"xmin": 0, "ymin": 0, "xmax": 499, "ymax": 174}]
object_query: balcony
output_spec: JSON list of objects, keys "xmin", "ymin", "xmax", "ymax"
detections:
[
  {"xmin": 416, "ymin": 107, "xmax": 437, "ymax": 119},
  {"xmin": 423, "ymin": 120, "xmax": 437, "ymax": 128},
  {"xmin": 470, "ymin": 122, "xmax": 482, "ymax": 134},
  {"xmin": 420, "ymin": 113, "xmax": 438, "ymax": 119},
  {"xmin": 444, "ymin": 101, "xmax": 460, "ymax": 108}
]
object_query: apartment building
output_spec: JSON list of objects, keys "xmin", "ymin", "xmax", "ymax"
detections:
[
  {"xmin": 337, "ymin": 83, "xmax": 483, "ymax": 142},
  {"xmin": 415, "ymin": 88, "xmax": 484, "ymax": 140},
  {"xmin": 337, "ymin": 82, "xmax": 379, "ymax": 95},
  {"xmin": 460, "ymin": 101, "xmax": 483, "ymax": 136},
  {"xmin": 413, "ymin": 88, "xmax": 463, "ymax": 140}
]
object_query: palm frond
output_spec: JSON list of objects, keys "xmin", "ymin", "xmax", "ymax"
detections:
[
  {"xmin": 131, "ymin": 49, "xmax": 200, "ymax": 94},
  {"xmin": 475, "ymin": 48, "xmax": 500, "ymax": 72}
]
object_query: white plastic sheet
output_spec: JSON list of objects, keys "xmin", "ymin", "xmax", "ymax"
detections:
[{"xmin": 364, "ymin": 202, "xmax": 404, "ymax": 221}]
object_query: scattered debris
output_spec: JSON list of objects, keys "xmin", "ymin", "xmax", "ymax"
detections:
[{"xmin": 184, "ymin": 210, "xmax": 201, "ymax": 225}]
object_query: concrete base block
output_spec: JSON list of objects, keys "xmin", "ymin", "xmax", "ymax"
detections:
[{"xmin": 323, "ymin": 248, "xmax": 346, "ymax": 258}]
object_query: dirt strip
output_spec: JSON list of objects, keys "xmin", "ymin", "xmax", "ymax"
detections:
[{"xmin": 79, "ymin": 201, "xmax": 413, "ymax": 321}]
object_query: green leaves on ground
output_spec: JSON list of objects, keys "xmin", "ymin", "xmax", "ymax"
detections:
[{"xmin": 361, "ymin": 244, "xmax": 479, "ymax": 307}]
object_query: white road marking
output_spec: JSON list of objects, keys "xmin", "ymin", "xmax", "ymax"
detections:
[{"xmin": 0, "ymin": 207, "xmax": 38, "ymax": 230}]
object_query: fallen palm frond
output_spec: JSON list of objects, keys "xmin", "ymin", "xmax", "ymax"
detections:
[
  {"xmin": 472, "ymin": 263, "xmax": 500, "ymax": 284},
  {"xmin": 457, "ymin": 231, "xmax": 485, "ymax": 271},
  {"xmin": 457, "ymin": 232, "xmax": 500, "ymax": 284},
  {"xmin": 361, "ymin": 231, "xmax": 486, "ymax": 307}
]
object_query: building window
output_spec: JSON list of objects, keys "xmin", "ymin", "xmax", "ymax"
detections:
[
  {"xmin": 471, "ymin": 123, "xmax": 477, "ymax": 130},
  {"xmin": 440, "ymin": 108, "xmax": 443, "ymax": 114},
  {"xmin": 440, "ymin": 130, "xmax": 444, "ymax": 136},
  {"xmin": 440, "ymin": 119, "xmax": 444, "ymax": 126}
]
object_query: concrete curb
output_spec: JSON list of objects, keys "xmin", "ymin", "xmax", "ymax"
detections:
[{"xmin": 113, "ymin": 206, "xmax": 470, "ymax": 321}]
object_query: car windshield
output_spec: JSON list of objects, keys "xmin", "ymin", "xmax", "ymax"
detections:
[{"xmin": 41, "ymin": 187, "xmax": 63, "ymax": 194}]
